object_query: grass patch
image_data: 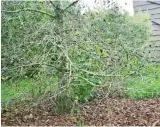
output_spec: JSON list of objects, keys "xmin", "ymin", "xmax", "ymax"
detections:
[
  {"xmin": 2, "ymin": 64, "xmax": 160, "ymax": 107},
  {"xmin": 126, "ymin": 76, "xmax": 160, "ymax": 100},
  {"xmin": 1, "ymin": 77, "xmax": 59, "ymax": 107},
  {"xmin": 2, "ymin": 79, "xmax": 33, "ymax": 102},
  {"xmin": 125, "ymin": 63, "xmax": 160, "ymax": 100}
]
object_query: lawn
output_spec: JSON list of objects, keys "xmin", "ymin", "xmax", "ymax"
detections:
[
  {"xmin": 125, "ymin": 63, "xmax": 160, "ymax": 100},
  {"xmin": 1, "ymin": 77, "xmax": 59, "ymax": 107},
  {"xmin": 2, "ymin": 64, "xmax": 160, "ymax": 106},
  {"xmin": 126, "ymin": 76, "xmax": 160, "ymax": 100}
]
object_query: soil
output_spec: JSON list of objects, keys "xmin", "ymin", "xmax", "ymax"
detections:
[{"xmin": 2, "ymin": 97, "xmax": 160, "ymax": 126}]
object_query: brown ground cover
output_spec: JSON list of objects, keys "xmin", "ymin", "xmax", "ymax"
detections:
[{"xmin": 2, "ymin": 98, "xmax": 160, "ymax": 126}]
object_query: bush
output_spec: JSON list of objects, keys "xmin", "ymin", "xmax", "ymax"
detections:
[
  {"xmin": 2, "ymin": 1, "xmax": 152, "ymax": 107},
  {"xmin": 67, "ymin": 10, "xmax": 152, "ymax": 102}
]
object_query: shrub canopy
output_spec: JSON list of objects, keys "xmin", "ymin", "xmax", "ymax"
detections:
[{"xmin": 1, "ymin": 1, "xmax": 152, "ymax": 102}]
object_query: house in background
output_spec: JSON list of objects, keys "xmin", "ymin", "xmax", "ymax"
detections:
[{"xmin": 133, "ymin": 0, "xmax": 160, "ymax": 62}]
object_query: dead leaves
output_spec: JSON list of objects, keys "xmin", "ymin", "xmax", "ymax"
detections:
[{"xmin": 2, "ymin": 98, "xmax": 160, "ymax": 126}]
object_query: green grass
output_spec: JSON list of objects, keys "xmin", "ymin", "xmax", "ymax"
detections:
[
  {"xmin": 126, "ymin": 76, "xmax": 160, "ymax": 100},
  {"xmin": 2, "ymin": 64, "xmax": 160, "ymax": 107},
  {"xmin": 1, "ymin": 77, "xmax": 59, "ymax": 107},
  {"xmin": 125, "ymin": 63, "xmax": 160, "ymax": 100},
  {"xmin": 2, "ymin": 79, "xmax": 33, "ymax": 102}
]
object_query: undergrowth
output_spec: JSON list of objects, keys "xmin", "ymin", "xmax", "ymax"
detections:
[{"xmin": 2, "ymin": 64, "xmax": 160, "ymax": 110}]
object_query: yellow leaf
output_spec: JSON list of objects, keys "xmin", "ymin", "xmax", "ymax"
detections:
[
  {"xmin": 131, "ymin": 57, "xmax": 137, "ymax": 64},
  {"xmin": 101, "ymin": 50, "xmax": 108, "ymax": 57}
]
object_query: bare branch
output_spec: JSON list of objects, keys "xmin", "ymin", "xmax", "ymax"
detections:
[
  {"xmin": 2, "ymin": 8, "xmax": 56, "ymax": 19},
  {"xmin": 79, "ymin": 76, "xmax": 123, "ymax": 87},
  {"xmin": 63, "ymin": 0, "xmax": 79, "ymax": 12},
  {"xmin": 49, "ymin": 1, "xmax": 61, "ymax": 11},
  {"xmin": 75, "ymin": 68, "xmax": 124, "ymax": 77}
]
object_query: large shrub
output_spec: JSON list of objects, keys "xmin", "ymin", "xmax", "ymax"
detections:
[
  {"xmin": 2, "ymin": 1, "xmax": 152, "ymax": 104},
  {"xmin": 66, "ymin": 10, "xmax": 152, "ymax": 102}
]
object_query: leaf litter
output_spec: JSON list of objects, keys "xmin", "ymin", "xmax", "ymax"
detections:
[{"xmin": 2, "ymin": 97, "xmax": 160, "ymax": 126}]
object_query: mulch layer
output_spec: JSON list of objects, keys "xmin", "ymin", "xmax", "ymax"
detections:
[{"xmin": 2, "ymin": 98, "xmax": 160, "ymax": 126}]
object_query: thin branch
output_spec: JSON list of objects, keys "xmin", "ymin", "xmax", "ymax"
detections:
[
  {"xmin": 64, "ymin": 51, "xmax": 73, "ymax": 86},
  {"xmin": 49, "ymin": 1, "xmax": 61, "ymax": 11},
  {"xmin": 50, "ymin": 0, "xmax": 79, "ymax": 15},
  {"xmin": 63, "ymin": 0, "xmax": 79, "ymax": 12},
  {"xmin": 79, "ymin": 76, "xmax": 98, "ymax": 86},
  {"xmin": 75, "ymin": 68, "xmax": 124, "ymax": 77},
  {"xmin": 3, "ymin": 63, "xmax": 56, "ymax": 71},
  {"xmin": 2, "ymin": 8, "xmax": 56, "ymax": 19},
  {"xmin": 79, "ymin": 76, "xmax": 122, "ymax": 87},
  {"xmin": 2, "ymin": 0, "xmax": 79, "ymax": 19}
]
